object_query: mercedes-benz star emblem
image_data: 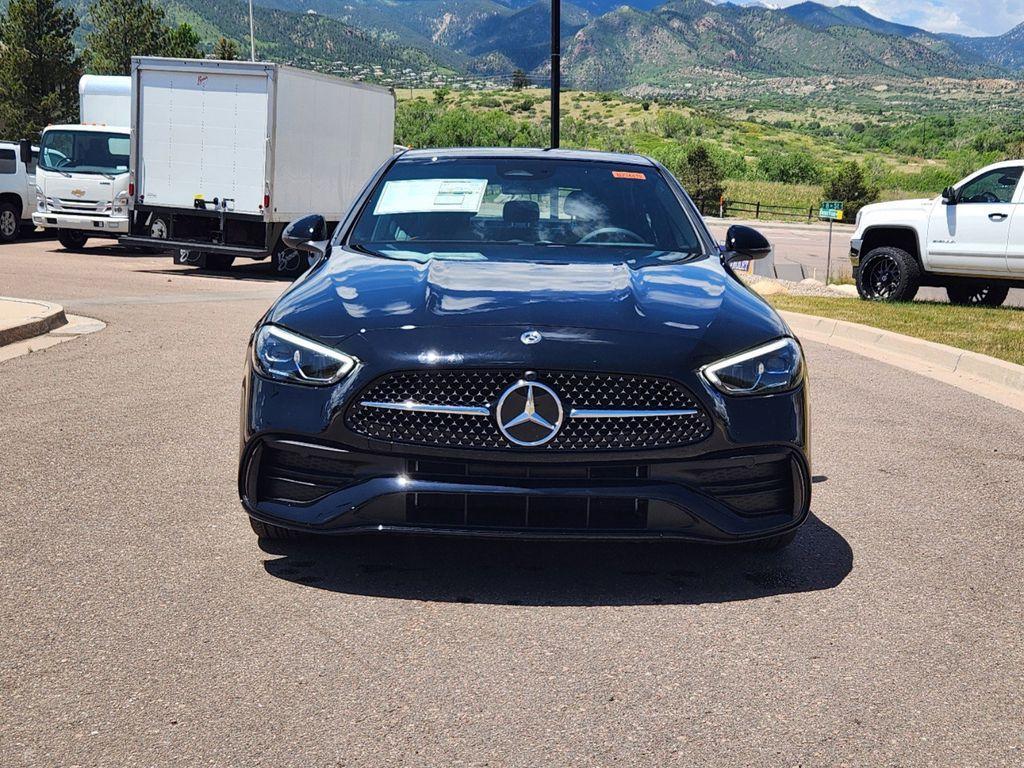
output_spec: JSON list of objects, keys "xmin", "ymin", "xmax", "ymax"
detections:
[
  {"xmin": 520, "ymin": 330, "xmax": 542, "ymax": 345},
  {"xmin": 496, "ymin": 380, "xmax": 563, "ymax": 447}
]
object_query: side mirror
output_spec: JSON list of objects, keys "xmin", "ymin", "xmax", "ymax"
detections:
[
  {"xmin": 942, "ymin": 186, "xmax": 957, "ymax": 205},
  {"xmin": 282, "ymin": 214, "xmax": 329, "ymax": 256},
  {"xmin": 18, "ymin": 139, "xmax": 32, "ymax": 165},
  {"xmin": 722, "ymin": 224, "xmax": 772, "ymax": 264}
]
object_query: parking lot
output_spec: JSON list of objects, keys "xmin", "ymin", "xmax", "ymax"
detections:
[{"xmin": 2, "ymin": 237, "xmax": 1023, "ymax": 766}]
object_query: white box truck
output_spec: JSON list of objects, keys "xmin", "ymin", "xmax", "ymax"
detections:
[
  {"xmin": 122, "ymin": 57, "xmax": 396, "ymax": 275},
  {"xmin": 31, "ymin": 75, "xmax": 132, "ymax": 249}
]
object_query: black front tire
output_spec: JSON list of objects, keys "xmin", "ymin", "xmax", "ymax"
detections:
[
  {"xmin": 57, "ymin": 230, "xmax": 89, "ymax": 250},
  {"xmin": 946, "ymin": 282, "xmax": 1010, "ymax": 307},
  {"xmin": 249, "ymin": 518, "xmax": 303, "ymax": 540},
  {"xmin": 273, "ymin": 245, "xmax": 307, "ymax": 278},
  {"xmin": 0, "ymin": 203, "xmax": 20, "ymax": 243},
  {"xmin": 856, "ymin": 246, "xmax": 920, "ymax": 302}
]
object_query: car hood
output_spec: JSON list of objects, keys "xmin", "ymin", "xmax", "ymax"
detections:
[
  {"xmin": 860, "ymin": 198, "xmax": 934, "ymax": 218},
  {"xmin": 268, "ymin": 246, "xmax": 788, "ymax": 356}
]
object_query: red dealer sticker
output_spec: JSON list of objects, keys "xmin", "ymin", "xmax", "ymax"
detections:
[{"xmin": 612, "ymin": 170, "xmax": 646, "ymax": 180}]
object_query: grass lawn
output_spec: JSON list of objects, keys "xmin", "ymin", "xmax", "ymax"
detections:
[{"xmin": 768, "ymin": 295, "xmax": 1024, "ymax": 367}]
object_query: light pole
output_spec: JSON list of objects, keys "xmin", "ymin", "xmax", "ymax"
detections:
[
  {"xmin": 249, "ymin": 0, "xmax": 257, "ymax": 61},
  {"xmin": 550, "ymin": 0, "xmax": 560, "ymax": 148}
]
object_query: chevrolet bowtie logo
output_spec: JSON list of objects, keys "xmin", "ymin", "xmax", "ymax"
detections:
[{"xmin": 70, "ymin": 189, "xmax": 86, "ymax": 197}]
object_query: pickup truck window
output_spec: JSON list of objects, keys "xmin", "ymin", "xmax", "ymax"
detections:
[
  {"xmin": 0, "ymin": 148, "xmax": 15, "ymax": 175},
  {"xmin": 958, "ymin": 167, "xmax": 1022, "ymax": 204}
]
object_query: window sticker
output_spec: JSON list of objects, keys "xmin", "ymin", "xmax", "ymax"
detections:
[
  {"xmin": 374, "ymin": 178, "xmax": 489, "ymax": 215},
  {"xmin": 612, "ymin": 170, "xmax": 646, "ymax": 180}
]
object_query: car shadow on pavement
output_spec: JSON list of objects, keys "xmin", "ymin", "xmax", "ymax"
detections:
[{"xmin": 259, "ymin": 512, "xmax": 851, "ymax": 606}]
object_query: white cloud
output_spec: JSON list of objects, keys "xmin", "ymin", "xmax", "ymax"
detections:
[{"xmin": 728, "ymin": 0, "xmax": 1024, "ymax": 36}]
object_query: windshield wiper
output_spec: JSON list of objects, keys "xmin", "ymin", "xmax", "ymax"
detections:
[{"xmin": 43, "ymin": 167, "xmax": 72, "ymax": 178}]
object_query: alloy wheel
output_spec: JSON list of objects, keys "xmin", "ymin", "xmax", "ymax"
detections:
[
  {"xmin": 864, "ymin": 254, "xmax": 900, "ymax": 299},
  {"xmin": 0, "ymin": 209, "xmax": 17, "ymax": 238}
]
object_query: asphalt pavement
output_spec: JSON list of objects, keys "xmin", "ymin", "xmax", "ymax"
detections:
[
  {"xmin": 2, "ymin": 238, "xmax": 1022, "ymax": 766},
  {"xmin": 706, "ymin": 218, "xmax": 1024, "ymax": 307}
]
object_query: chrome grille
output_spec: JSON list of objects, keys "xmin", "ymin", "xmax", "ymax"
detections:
[{"xmin": 346, "ymin": 370, "xmax": 713, "ymax": 451}]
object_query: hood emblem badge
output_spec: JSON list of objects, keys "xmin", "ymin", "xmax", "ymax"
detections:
[
  {"xmin": 496, "ymin": 381, "xmax": 563, "ymax": 447},
  {"xmin": 70, "ymin": 189, "xmax": 86, "ymax": 197},
  {"xmin": 520, "ymin": 330, "xmax": 542, "ymax": 345}
]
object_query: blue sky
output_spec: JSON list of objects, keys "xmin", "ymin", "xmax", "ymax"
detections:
[{"xmin": 752, "ymin": 1, "xmax": 1024, "ymax": 36}]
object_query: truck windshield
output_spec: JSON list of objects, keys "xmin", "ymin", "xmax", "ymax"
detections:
[
  {"xmin": 38, "ymin": 130, "xmax": 129, "ymax": 176},
  {"xmin": 348, "ymin": 157, "xmax": 703, "ymax": 259}
]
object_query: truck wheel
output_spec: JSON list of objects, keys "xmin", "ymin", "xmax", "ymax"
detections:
[
  {"xmin": 946, "ymin": 282, "xmax": 1010, "ymax": 307},
  {"xmin": 249, "ymin": 517, "xmax": 303, "ymax": 540},
  {"xmin": 0, "ymin": 203, "xmax": 20, "ymax": 243},
  {"xmin": 856, "ymin": 246, "xmax": 920, "ymax": 302},
  {"xmin": 201, "ymin": 254, "xmax": 235, "ymax": 271},
  {"xmin": 57, "ymin": 230, "xmax": 89, "ymax": 250},
  {"xmin": 273, "ymin": 246, "xmax": 307, "ymax": 277}
]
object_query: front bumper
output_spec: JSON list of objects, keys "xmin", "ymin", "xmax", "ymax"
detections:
[
  {"xmin": 240, "ymin": 435, "xmax": 810, "ymax": 542},
  {"xmin": 33, "ymin": 212, "xmax": 128, "ymax": 234},
  {"xmin": 238, "ymin": 351, "xmax": 811, "ymax": 542},
  {"xmin": 850, "ymin": 237, "xmax": 863, "ymax": 275}
]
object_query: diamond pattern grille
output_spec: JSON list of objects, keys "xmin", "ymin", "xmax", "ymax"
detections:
[{"xmin": 346, "ymin": 370, "xmax": 713, "ymax": 451}]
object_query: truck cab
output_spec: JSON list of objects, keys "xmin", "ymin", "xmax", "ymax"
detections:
[
  {"xmin": 31, "ymin": 75, "xmax": 131, "ymax": 250},
  {"xmin": 0, "ymin": 140, "xmax": 37, "ymax": 243},
  {"xmin": 851, "ymin": 160, "xmax": 1024, "ymax": 306}
]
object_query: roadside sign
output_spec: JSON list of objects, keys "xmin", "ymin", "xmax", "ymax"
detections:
[{"xmin": 819, "ymin": 200, "xmax": 844, "ymax": 221}]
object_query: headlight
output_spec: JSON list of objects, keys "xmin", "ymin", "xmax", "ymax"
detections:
[
  {"xmin": 36, "ymin": 186, "xmax": 45, "ymax": 211},
  {"xmin": 702, "ymin": 338, "xmax": 804, "ymax": 396},
  {"xmin": 253, "ymin": 325, "xmax": 357, "ymax": 386}
]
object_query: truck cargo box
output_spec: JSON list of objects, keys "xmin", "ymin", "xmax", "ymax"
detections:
[{"xmin": 129, "ymin": 57, "xmax": 394, "ymax": 235}]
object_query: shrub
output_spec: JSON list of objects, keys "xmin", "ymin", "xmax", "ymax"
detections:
[
  {"xmin": 756, "ymin": 151, "xmax": 822, "ymax": 184},
  {"xmin": 822, "ymin": 161, "xmax": 878, "ymax": 218}
]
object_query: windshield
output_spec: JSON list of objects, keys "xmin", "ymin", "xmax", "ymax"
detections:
[
  {"xmin": 348, "ymin": 157, "xmax": 703, "ymax": 260},
  {"xmin": 38, "ymin": 130, "xmax": 129, "ymax": 176}
]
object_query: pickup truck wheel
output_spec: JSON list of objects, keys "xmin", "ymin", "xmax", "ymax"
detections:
[
  {"xmin": 857, "ymin": 246, "xmax": 920, "ymax": 302},
  {"xmin": 273, "ymin": 246, "xmax": 307, "ymax": 277},
  {"xmin": 946, "ymin": 282, "xmax": 1010, "ymax": 307},
  {"xmin": 0, "ymin": 203, "xmax": 20, "ymax": 242},
  {"xmin": 57, "ymin": 230, "xmax": 89, "ymax": 250},
  {"xmin": 249, "ymin": 517, "xmax": 303, "ymax": 540}
]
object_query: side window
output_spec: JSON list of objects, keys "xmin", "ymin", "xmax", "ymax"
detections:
[
  {"xmin": 0, "ymin": 148, "xmax": 16, "ymax": 175},
  {"xmin": 958, "ymin": 167, "xmax": 1023, "ymax": 204}
]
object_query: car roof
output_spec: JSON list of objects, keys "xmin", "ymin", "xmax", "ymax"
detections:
[{"xmin": 397, "ymin": 147, "xmax": 656, "ymax": 166}]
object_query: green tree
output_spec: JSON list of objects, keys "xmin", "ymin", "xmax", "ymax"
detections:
[
  {"xmin": 511, "ymin": 69, "xmax": 529, "ymax": 90},
  {"xmin": 679, "ymin": 144, "xmax": 725, "ymax": 212},
  {"xmin": 86, "ymin": 0, "xmax": 169, "ymax": 75},
  {"xmin": 213, "ymin": 36, "xmax": 240, "ymax": 61},
  {"xmin": 0, "ymin": 0, "xmax": 81, "ymax": 139},
  {"xmin": 164, "ymin": 23, "xmax": 202, "ymax": 59},
  {"xmin": 823, "ymin": 161, "xmax": 878, "ymax": 218}
]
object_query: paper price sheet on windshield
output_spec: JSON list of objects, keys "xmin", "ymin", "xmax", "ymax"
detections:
[{"xmin": 374, "ymin": 179, "xmax": 488, "ymax": 215}]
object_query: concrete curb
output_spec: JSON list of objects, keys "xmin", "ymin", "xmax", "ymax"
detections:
[
  {"xmin": 781, "ymin": 310, "xmax": 1024, "ymax": 406},
  {"xmin": 0, "ymin": 297, "xmax": 68, "ymax": 347}
]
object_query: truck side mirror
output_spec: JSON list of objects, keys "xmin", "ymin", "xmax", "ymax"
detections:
[
  {"xmin": 722, "ymin": 225, "xmax": 772, "ymax": 264},
  {"xmin": 18, "ymin": 139, "xmax": 32, "ymax": 165},
  {"xmin": 282, "ymin": 214, "xmax": 329, "ymax": 256},
  {"xmin": 942, "ymin": 186, "xmax": 957, "ymax": 205}
]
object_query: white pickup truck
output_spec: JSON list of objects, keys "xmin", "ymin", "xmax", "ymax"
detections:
[
  {"xmin": 852, "ymin": 160, "xmax": 1024, "ymax": 306},
  {"xmin": 0, "ymin": 140, "xmax": 37, "ymax": 243}
]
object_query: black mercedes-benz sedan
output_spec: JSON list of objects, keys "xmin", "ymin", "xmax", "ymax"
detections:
[{"xmin": 238, "ymin": 148, "xmax": 810, "ymax": 549}]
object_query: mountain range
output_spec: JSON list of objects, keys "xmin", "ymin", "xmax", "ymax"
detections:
[
  {"xmin": 8, "ymin": 0, "xmax": 1024, "ymax": 88},
  {"xmin": 243, "ymin": 0, "xmax": 1024, "ymax": 86}
]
